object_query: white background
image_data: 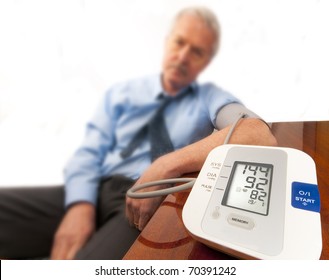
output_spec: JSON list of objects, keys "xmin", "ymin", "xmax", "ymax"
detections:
[{"xmin": 0, "ymin": 0, "xmax": 328, "ymax": 186}]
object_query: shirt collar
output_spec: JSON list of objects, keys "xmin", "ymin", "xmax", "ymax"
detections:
[{"xmin": 154, "ymin": 73, "xmax": 198, "ymax": 100}]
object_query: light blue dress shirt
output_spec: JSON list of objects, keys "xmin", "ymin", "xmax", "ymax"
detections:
[{"xmin": 64, "ymin": 74, "xmax": 241, "ymax": 207}]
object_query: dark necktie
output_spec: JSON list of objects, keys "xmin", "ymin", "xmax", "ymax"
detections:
[
  {"xmin": 120, "ymin": 94, "xmax": 174, "ymax": 161},
  {"xmin": 148, "ymin": 95, "xmax": 174, "ymax": 161}
]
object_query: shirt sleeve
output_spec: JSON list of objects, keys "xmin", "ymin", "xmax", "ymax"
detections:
[
  {"xmin": 63, "ymin": 88, "xmax": 122, "ymax": 207},
  {"xmin": 199, "ymin": 83, "xmax": 242, "ymax": 128}
]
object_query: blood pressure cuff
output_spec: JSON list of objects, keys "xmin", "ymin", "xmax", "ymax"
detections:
[{"xmin": 215, "ymin": 102, "xmax": 267, "ymax": 130}]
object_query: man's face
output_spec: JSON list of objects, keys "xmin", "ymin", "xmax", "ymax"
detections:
[{"xmin": 162, "ymin": 14, "xmax": 216, "ymax": 95}]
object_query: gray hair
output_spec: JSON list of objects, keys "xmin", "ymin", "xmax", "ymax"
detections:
[{"xmin": 172, "ymin": 6, "xmax": 221, "ymax": 57}]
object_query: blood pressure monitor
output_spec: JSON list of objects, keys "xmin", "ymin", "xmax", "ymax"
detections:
[{"xmin": 182, "ymin": 144, "xmax": 322, "ymax": 259}]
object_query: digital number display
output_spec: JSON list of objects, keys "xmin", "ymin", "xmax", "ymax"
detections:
[{"xmin": 222, "ymin": 161, "xmax": 273, "ymax": 215}]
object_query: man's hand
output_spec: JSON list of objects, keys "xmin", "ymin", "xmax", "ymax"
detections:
[
  {"xmin": 125, "ymin": 158, "xmax": 175, "ymax": 231},
  {"xmin": 50, "ymin": 202, "xmax": 96, "ymax": 260},
  {"xmin": 125, "ymin": 187, "xmax": 165, "ymax": 231}
]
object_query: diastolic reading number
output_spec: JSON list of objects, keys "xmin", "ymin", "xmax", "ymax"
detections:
[{"xmin": 188, "ymin": 266, "xmax": 236, "ymax": 276}]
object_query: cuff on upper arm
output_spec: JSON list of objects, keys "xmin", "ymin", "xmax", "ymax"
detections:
[{"xmin": 215, "ymin": 103, "xmax": 266, "ymax": 130}]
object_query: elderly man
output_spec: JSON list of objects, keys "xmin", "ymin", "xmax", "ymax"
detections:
[{"xmin": 0, "ymin": 6, "xmax": 276, "ymax": 260}]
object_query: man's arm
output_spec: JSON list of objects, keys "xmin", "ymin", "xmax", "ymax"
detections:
[
  {"xmin": 51, "ymin": 89, "xmax": 119, "ymax": 260},
  {"xmin": 160, "ymin": 118, "xmax": 277, "ymax": 177},
  {"xmin": 125, "ymin": 118, "xmax": 277, "ymax": 230}
]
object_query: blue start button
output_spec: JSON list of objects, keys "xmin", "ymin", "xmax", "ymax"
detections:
[{"xmin": 291, "ymin": 181, "xmax": 320, "ymax": 212}]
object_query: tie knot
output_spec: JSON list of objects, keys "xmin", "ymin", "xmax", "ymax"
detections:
[{"xmin": 156, "ymin": 94, "xmax": 172, "ymax": 113}]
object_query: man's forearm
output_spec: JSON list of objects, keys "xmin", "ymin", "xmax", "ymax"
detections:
[{"xmin": 158, "ymin": 118, "xmax": 277, "ymax": 179}]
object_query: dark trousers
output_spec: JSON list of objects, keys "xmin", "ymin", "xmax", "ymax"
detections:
[{"xmin": 0, "ymin": 175, "xmax": 140, "ymax": 259}]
